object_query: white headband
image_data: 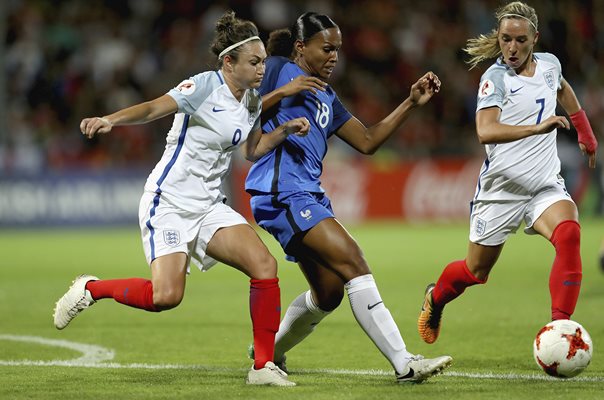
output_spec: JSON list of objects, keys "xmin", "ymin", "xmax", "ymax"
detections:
[
  {"xmin": 500, "ymin": 13, "xmax": 538, "ymax": 31},
  {"xmin": 218, "ymin": 36, "xmax": 261, "ymax": 59}
]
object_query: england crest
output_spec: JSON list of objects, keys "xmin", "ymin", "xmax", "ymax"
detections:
[
  {"xmin": 543, "ymin": 71, "xmax": 555, "ymax": 90},
  {"xmin": 474, "ymin": 217, "xmax": 487, "ymax": 237},
  {"xmin": 163, "ymin": 229, "xmax": 181, "ymax": 247}
]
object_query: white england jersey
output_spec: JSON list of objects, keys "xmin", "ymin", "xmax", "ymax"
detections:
[
  {"xmin": 474, "ymin": 52, "xmax": 563, "ymax": 200},
  {"xmin": 144, "ymin": 71, "xmax": 261, "ymax": 213}
]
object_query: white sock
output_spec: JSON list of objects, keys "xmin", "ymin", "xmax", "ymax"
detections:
[
  {"xmin": 345, "ymin": 274, "xmax": 412, "ymax": 374},
  {"xmin": 274, "ymin": 290, "xmax": 331, "ymax": 361}
]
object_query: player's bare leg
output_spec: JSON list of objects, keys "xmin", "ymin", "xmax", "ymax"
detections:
[
  {"xmin": 53, "ymin": 253, "xmax": 187, "ymax": 329},
  {"xmin": 419, "ymin": 242, "xmax": 500, "ymax": 343},
  {"xmin": 207, "ymin": 224, "xmax": 294, "ymax": 386}
]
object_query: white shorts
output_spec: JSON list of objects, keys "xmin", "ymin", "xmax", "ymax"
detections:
[
  {"xmin": 138, "ymin": 191, "xmax": 248, "ymax": 272},
  {"xmin": 469, "ymin": 178, "xmax": 574, "ymax": 246}
]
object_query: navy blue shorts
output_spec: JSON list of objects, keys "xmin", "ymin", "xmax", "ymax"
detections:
[{"xmin": 250, "ymin": 191, "xmax": 334, "ymax": 262}]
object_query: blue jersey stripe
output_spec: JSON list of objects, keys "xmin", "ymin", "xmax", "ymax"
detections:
[
  {"xmin": 156, "ymin": 115, "xmax": 190, "ymax": 187},
  {"xmin": 214, "ymin": 71, "xmax": 224, "ymax": 85},
  {"xmin": 270, "ymin": 140, "xmax": 283, "ymax": 193},
  {"xmin": 473, "ymin": 157, "xmax": 490, "ymax": 202},
  {"xmin": 146, "ymin": 191, "xmax": 161, "ymax": 261},
  {"xmin": 271, "ymin": 194, "xmax": 301, "ymax": 234},
  {"xmin": 146, "ymin": 115, "xmax": 190, "ymax": 261}
]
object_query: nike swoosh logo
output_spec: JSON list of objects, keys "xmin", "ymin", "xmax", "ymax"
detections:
[
  {"xmin": 510, "ymin": 86, "xmax": 523, "ymax": 94},
  {"xmin": 397, "ymin": 367, "xmax": 415, "ymax": 380},
  {"xmin": 367, "ymin": 301, "xmax": 383, "ymax": 310},
  {"xmin": 212, "ymin": 107, "xmax": 225, "ymax": 112}
]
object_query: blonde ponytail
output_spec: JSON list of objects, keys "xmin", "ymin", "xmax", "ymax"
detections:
[
  {"xmin": 463, "ymin": 1, "xmax": 538, "ymax": 70},
  {"xmin": 464, "ymin": 30, "xmax": 500, "ymax": 70}
]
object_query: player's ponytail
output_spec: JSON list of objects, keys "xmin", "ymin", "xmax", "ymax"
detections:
[
  {"xmin": 267, "ymin": 29, "xmax": 294, "ymax": 57},
  {"xmin": 267, "ymin": 12, "xmax": 338, "ymax": 59},
  {"xmin": 463, "ymin": 30, "xmax": 500, "ymax": 70},
  {"xmin": 211, "ymin": 10, "xmax": 260, "ymax": 67},
  {"xmin": 464, "ymin": 1, "xmax": 538, "ymax": 70}
]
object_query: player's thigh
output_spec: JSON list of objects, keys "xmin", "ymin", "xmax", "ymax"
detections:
[
  {"xmin": 466, "ymin": 241, "xmax": 504, "ymax": 279},
  {"xmin": 251, "ymin": 191, "xmax": 336, "ymax": 265},
  {"xmin": 300, "ymin": 218, "xmax": 370, "ymax": 279},
  {"xmin": 206, "ymin": 223, "xmax": 277, "ymax": 279},
  {"xmin": 525, "ymin": 177, "xmax": 577, "ymax": 239},
  {"xmin": 295, "ymin": 254, "xmax": 345, "ymax": 311},
  {"xmin": 531, "ymin": 201, "xmax": 578, "ymax": 240}
]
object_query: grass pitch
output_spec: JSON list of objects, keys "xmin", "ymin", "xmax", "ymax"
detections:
[{"xmin": 1, "ymin": 219, "xmax": 603, "ymax": 399}]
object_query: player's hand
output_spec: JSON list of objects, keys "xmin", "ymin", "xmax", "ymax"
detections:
[
  {"xmin": 409, "ymin": 71, "xmax": 441, "ymax": 106},
  {"xmin": 534, "ymin": 115, "xmax": 570, "ymax": 135},
  {"xmin": 283, "ymin": 117, "xmax": 310, "ymax": 137},
  {"xmin": 579, "ymin": 143, "xmax": 597, "ymax": 168},
  {"xmin": 280, "ymin": 76, "xmax": 327, "ymax": 97},
  {"xmin": 80, "ymin": 117, "xmax": 113, "ymax": 139}
]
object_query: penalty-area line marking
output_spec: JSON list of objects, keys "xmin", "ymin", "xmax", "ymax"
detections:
[{"xmin": 1, "ymin": 334, "xmax": 602, "ymax": 382}]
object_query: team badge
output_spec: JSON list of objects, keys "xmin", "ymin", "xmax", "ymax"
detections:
[
  {"xmin": 300, "ymin": 209, "xmax": 312, "ymax": 221},
  {"xmin": 474, "ymin": 217, "xmax": 487, "ymax": 237},
  {"xmin": 543, "ymin": 71, "xmax": 555, "ymax": 90},
  {"xmin": 176, "ymin": 79, "xmax": 196, "ymax": 95},
  {"xmin": 163, "ymin": 230, "xmax": 181, "ymax": 247},
  {"xmin": 478, "ymin": 79, "xmax": 494, "ymax": 98}
]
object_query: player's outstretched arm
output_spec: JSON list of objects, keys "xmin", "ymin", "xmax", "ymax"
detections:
[
  {"xmin": 335, "ymin": 71, "xmax": 441, "ymax": 155},
  {"xmin": 244, "ymin": 117, "xmax": 310, "ymax": 161},
  {"xmin": 80, "ymin": 94, "xmax": 178, "ymax": 139},
  {"xmin": 557, "ymin": 79, "xmax": 598, "ymax": 168}
]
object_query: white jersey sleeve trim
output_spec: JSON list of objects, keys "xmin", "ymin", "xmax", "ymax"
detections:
[
  {"xmin": 167, "ymin": 72, "xmax": 223, "ymax": 115},
  {"xmin": 476, "ymin": 64, "xmax": 507, "ymax": 112}
]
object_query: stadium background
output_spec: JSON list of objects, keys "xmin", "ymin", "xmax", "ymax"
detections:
[
  {"xmin": 1, "ymin": 0, "xmax": 603, "ymax": 226},
  {"xmin": 2, "ymin": 2, "xmax": 604, "ymax": 397}
]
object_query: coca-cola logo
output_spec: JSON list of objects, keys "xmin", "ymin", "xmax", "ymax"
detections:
[{"xmin": 403, "ymin": 160, "xmax": 481, "ymax": 221}]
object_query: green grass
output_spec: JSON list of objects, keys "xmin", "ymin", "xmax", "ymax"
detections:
[{"xmin": 1, "ymin": 219, "xmax": 603, "ymax": 399}]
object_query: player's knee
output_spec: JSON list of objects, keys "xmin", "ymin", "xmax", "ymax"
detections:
[
  {"xmin": 248, "ymin": 251, "xmax": 278, "ymax": 280},
  {"xmin": 315, "ymin": 288, "xmax": 344, "ymax": 311},
  {"xmin": 153, "ymin": 288, "xmax": 184, "ymax": 310},
  {"xmin": 337, "ymin": 249, "xmax": 370, "ymax": 280},
  {"xmin": 466, "ymin": 261, "xmax": 492, "ymax": 283},
  {"xmin": 551, "ymin": 220, "xmax": 581, "ymax": 250}
]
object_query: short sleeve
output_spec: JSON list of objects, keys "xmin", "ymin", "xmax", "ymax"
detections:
[
  {"xmin": 331, "ymin": 94, "xmax": 353, "ymax": 133},
  {"xmin": 476, "ymin": 66, "xmax": 506, "ymax": 112},
  {"xmin": 167, "ymin": 72, "xmax": 220, "ymax": 115}
]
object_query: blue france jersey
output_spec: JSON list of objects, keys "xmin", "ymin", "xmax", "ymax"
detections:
[{"xmin": 245, "ymin": 56, "xmax": 352, "ymax": 193}]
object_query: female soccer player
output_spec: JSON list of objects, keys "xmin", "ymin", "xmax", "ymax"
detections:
[
  {"xmin": 245, "ymin": 12, "xmax": 452, "ymax": 383},
  {"xmin": 53, "ymin": 11, "xmax": 310, "ymax": 386},
  {"xmin": 417, "ymin": 1, "xmax": 598, "ymax": 344}
]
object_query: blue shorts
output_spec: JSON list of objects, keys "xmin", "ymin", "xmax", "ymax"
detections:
[{"xmin": 250, "ymin": 191, "xmax": 334, "ymax": 262}]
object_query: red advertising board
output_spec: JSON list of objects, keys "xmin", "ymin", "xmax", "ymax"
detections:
[{"xmin": 232, "ymin": 158, "xmax": 483, "ymax": 223}]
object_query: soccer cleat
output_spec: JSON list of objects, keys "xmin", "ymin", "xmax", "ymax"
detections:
[
  {"xmin": 53, "ymin": 274, "xmax": 99, "ymax": 330},
  {"xmin": 417, "ymin": 283, "xmax": 444, "ymax": 344},
  {"xmin": 396, "ymin": 354, "xmax": 453, "ymax": 383},
  {"xmin": 247, "ymin": 343, "xmax": 288, "ymax": 374},
  {"xmin": 245, "ymin": 361, "xmax": 296, "ymax": 386}
]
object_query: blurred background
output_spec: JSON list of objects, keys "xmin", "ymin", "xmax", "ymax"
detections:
[{"xmin": 1, "ymin": 0, "xmax": 603, "ymax": 227}]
